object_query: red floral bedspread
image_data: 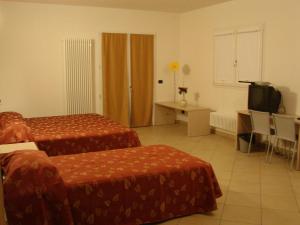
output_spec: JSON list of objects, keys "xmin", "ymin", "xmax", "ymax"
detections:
[
  {"xmin": 25, "ymin": 114, "xmax": 141, "ymax": 156},
  {"xmin": 51, "ymin": 145, "xmax": 222, "ymax": 225},
  {"xmin": 1, "ymin": 150, "xmax": 73, "ymax": 225},
  {"xmin": 0, "ymin": 112, "xmax": 33, "ymax": 144}
]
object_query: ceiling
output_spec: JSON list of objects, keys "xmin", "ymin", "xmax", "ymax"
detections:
[{"xmin": 2, "ymin": 0, "xmax": 233, "ymax": 13}]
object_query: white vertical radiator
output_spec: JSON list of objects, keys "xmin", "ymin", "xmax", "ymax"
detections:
[{"xmin": 63, "ymin": 38, "xmax": 95, "ymax": 115}]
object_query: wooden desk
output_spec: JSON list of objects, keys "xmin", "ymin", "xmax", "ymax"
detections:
[
  {"xmin": 155, "ymin": 102, "xmax": 210, "ymax": 136},
  {"xmin": 236, "ymin": 110, "xmax": 300, "ymax": 170}
]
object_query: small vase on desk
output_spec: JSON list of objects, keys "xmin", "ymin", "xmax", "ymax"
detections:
[
  {"xmin": 179, "ymin": 93, "xmax": 187, "ymax": 107},
  {"xmin": 180, "ymin": 99, "xmax": 187, "ymax": 107},
  {"xmin": 178, "ymin": 87, "xmax": 188, "ymax": 107}
]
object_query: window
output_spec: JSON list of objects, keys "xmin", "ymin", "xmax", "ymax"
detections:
[{"xmin": 214, "ymin": 26, "xmax": 263, "ymax": 86}]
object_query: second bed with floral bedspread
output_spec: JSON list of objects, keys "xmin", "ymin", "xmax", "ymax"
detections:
[
  {"xmin": 24, "ymin": 113, "xmax": 141, "ymax": 156},
  {"xmin": 2, "ymin": 144, "xmax": 222, "ymax": 225}
]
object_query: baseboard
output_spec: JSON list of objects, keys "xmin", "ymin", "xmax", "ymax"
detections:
[
  {"xmin": 210, "ymin": 127, "xmax": 235, "ymax": 139},
  {"xmin": 175, "ymin": 120, "xmax": 187, "ymax": 125}
]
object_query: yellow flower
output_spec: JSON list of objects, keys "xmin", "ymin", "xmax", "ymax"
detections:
[{"xmin": 169, "ymin": 62, "xmax": 179, "ymax": 72}]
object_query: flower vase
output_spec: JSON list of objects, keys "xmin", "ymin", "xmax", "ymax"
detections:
[{"xmin": 179, "ymin": 93, "xmax": 187, "ymax": 107}]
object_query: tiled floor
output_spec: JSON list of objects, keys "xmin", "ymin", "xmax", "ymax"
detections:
[{"xmin": 134, "ymin": 124, "xmax": 300, "ymax": 225}]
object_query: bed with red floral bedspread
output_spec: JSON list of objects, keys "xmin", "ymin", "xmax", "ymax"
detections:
[
  {"xmin": 0, "ymin": 112, "xmax": 141, "ymax": 156},
  {"xmin": 1, "ymin": 145, "xmax": 222, "ymax": 225}
]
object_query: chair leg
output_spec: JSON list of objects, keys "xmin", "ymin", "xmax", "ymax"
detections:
[
  {"xmin": 269, "ymin": 137, "xmax": 278, "ymax": 163},
  {"xmin": 266, "ymin": 136, "xmax": 271, "ymax": 161},
  {"xmin": 248, "ymin": 132, "xmax": 253, "ymax": 155},
  {"xmin": 265, "ymin": 135, "xmax": 268, "ymax": 151},
  {"xmin": 286, "ymin": 141, "xmax": 290, "ymax": 158},
  {"xmin": 282, "ymin": 141, "xmax": 286, "ymax": 158}
]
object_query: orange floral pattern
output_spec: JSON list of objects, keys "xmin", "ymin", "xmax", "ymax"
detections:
[
  {"xmin": 0, "ymin": 123, "xmax": 34, "ymax": 144},
  {"xmin": 0, "ymin": 112, "xmax": 33, "ymax": 144},
  {"xmin": 51, "ymin": 145, "xmax": 222, "ymax": 225},
  {"xmin": 0, "ymin": 111, "xmax": 23, "ymax": 129},
  {"xmin": 1, "ymin": 150, "xmax": 73, "ymax": 225},
  {"xmin": 2, "ymin": 146, "xmax": 221, "ymax": 225},
  {"xmin": 24, "ymin": 114, "xmax": 141, "ymax": 156}
]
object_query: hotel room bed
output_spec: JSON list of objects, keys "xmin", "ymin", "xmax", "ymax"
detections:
[
  {"xmin": 1, "ymin": 145, "xmax": 222, "ymax": 225},
  {"xmin": 0, "ymin": 112, "xmax": 141, "ymax": 156}
]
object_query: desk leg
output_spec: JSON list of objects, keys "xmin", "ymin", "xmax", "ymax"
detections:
[
  {"xmin": 154, "ymin": 105, "xmax": 176, "ymax": 125},
  {"xmin": 187, "ymin": 110, "xmax": 210, "ymax": 136},
  {"xmin": 296, "ymin": 127, "xmax": 300, "ymax": 170}
]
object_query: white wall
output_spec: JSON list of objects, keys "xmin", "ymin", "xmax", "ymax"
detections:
[
  {"xmin": 0, "ymin": 1, "xmax": 179, "ymax": 117},
  {"xmin": 2, "ymin": 0, "xmax": 300, "ymax": 118},
  {"xmin": 179, "ymin": 0, "xmax": 300, "ymax": 115}
]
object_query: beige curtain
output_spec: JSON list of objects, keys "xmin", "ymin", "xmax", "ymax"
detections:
[
  {"xmin": 102, "ymin": 33, "xmax": 129, "ymax": 126},
  {"xmin": 130, "ymin": 34, "xmax": 154, "ymax": 127}
]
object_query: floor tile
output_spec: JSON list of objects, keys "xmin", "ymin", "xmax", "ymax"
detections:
[
  {"xmin": 157, "ymin": 218, "xmax": 181, "ymax": 225},
  {"xmin": 261, "ymin": 175, "xmax": 290, "ymax": 185},
  {"xmin": 234, "ymin": 160, "xmax": 260, "ymax": 169},
  {"xmin": 292, "ymin": 183, "xmax": 300, "ymax": 196},
  {"xmin": 290, "ymin": 177, "xmax": 300, "ymax": 186},
  {"xmin": 289, "ymin": 170, "xmax": 300, "ymax": 179},
  {"xmin": 217, "ymin": 179, "xmax": 229, "ymax": 204},
  {"xmin": 261, "ymin": 166, "xmax": 289, "ymax": 176},
  {"xmin": 231, "ymin": 172, "xmax": 260, "ymax": 183},
  {"xmin": 296, "ymin": 195, "xmax": 300, "ymax": 211},
  {"xmin": 203, "ymin": 203, "xmax": 224, "ymax": 219},
  {"xmin": 261, "ymin": 183, "xmax": 293, "ymax": 196},
  {"xmin": 232, "ymin": 165, "xmax": 260, "ymax": 174},
  {"xmin": 229, "ymin": 180, "xmax": 261, "ymax": 194},
  {"xmin": 215, "ymin": 170, "xmax": 232, "ymax": 181},
  {"xmin": 220, "ymin": 220, "xmax": 259, "ymax": 225},
  {"xmin": 262, "ymin": 194, "xmax": 298, "ymax": 211},
  {"xmin": 226, "ymin": 191, "xmax": 261, "ymax": 208},
  {"xmin": 178, "ymin": 215, "xmax": 219, "ymax": 225},
  {"xmin": 262, "ymin": 208, "xmax": 300, "ymax": 225},
  {"xmin": 222, "ymin": 204, "xmax": 261, "ymax": 225}
]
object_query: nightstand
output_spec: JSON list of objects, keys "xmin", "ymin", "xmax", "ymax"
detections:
[{"xmin": 0, "ymin": 142, "xmax": 38, "ymax": 154}]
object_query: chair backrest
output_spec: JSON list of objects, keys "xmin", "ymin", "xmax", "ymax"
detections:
[
  {"xmin": 272, "ymin": 113, "xmax": 296, "ymax": 142},
  {"xmin": 249, "ymin": 110, "xmax": 271, "ymax": 135}
]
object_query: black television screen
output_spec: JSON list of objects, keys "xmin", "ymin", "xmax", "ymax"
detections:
[
  {"xmin": 248, "ymin": 85, "xmax": 269, "ymax": 112},
  {"xmin": 248, "ymin": 84, "xmax": 281, "ymax": 113}
]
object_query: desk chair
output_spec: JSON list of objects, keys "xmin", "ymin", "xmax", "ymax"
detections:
[
  {"xmin": 248, "ymin": 110, "xmax": 273, "ymax": 157},
  {"xmin": 269, "ymin": 114, "xmax": 297, "ymax": 169}
]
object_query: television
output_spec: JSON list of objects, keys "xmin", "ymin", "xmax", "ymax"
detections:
[{"xmin": 248, "ymin": 83, "xmax": 281, "ymax": 113}]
